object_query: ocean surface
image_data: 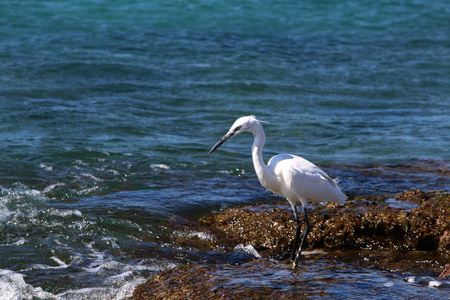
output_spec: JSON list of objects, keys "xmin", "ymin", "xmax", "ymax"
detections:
[{"xmin": 1, "ymin": 0, "xmax": 449, "ymax": 299}]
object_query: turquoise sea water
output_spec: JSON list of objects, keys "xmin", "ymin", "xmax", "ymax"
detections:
[{"xmin": 1, "ymin": 1, "xmax": 449, "ymax": 298}]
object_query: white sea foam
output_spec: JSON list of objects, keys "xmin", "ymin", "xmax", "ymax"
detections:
[
  {"xmin": 13, "ymin": 237, "xmax": 27, "ymax": 246},
  {"xmin": 428, "ymin": 280, "xmax": 442, "ymax": 288},
  {"xmin": 1, "ymin": 184, "xmax": 174, "ymax": 300},
  {"xmin": 57, "ymin": 276, "xmax": 149, "ymax": 300},
  {"xmin": 234, "ymin": 244, "xmax": 262, "ymax": 258},
  {"xmin": 56, "ymin": 258, "xmax": 177, "ymax": 300},
  {"xmin": 39, "ymin": 163, "xmax": 53, "ymax": 171},
  {"xmin": 2, "ymin": 256, "xmax": 177, "ymax": 300},
  {"xmin": 1, "ymin": 184, "xmax": 171, "ymax": 300},
  {"xmin": 0, "ymin": 269, "xmax": 57, "ymax": 300},
  {"xmin": 190, "ymin": 231, "xmax": 216, "ymax": 241},
  {"xmin": 172, "ymin": 230, "xmax": 217, "ymax": 242},
  {"xmin": 107, "ymin": 169, "xmax": 120, "ymax": 176},
  {"xmin": 0, "ymin": 202, "xmax": 13, "ymax": 223},
  {"xmin": 0, "ymin": 184, "xmax": 48, "ymax": 222},
  {"xmin": 44, "ymin": 183, "xmax": 66, "ymax": 193},
  {"xmin": 150, "ymin": 164, "xmax": 170, "ymax": 170},
  {"xmin": 51, "ymin": 256, "xmax": 69, "ymax": 267},
  {"xmin": 405, "ymin": 276, "xmax": 448, "ymax": 288},
  {"xmin": 1, "ymin": 184, "xmax": 48, "ymax": 203},
  {"xmin": 81, "ymin": 173, "xmax": 103, "ymax": 182}
]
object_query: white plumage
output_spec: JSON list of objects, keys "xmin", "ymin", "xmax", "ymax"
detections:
[{"xmin": 209, "ymin": 115, "xmax": 346, "ymax": 268}]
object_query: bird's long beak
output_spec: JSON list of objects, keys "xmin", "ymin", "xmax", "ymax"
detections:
[{"xmin": 208, "ymin": 132, "xmax": 235, "ymax": 155}]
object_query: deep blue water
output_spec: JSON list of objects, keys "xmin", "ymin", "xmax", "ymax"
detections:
[{"xmin": 1, "ymin": 1, "xmax": 449, "ymax": 298}]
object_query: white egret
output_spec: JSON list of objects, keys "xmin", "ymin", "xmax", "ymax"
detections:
[{"xmin": 208, "ymin": 115, "xmax": 346, "ymax": 268}]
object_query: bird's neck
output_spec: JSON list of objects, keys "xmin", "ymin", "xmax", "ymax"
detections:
[{"xmin": 251, "ymin": 123, "xmax": 275, "ymax": 190}]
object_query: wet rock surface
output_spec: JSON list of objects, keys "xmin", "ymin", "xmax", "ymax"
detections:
[
  {"xmin": 131, "ymin": 190, "xmax": 450, "ymax": 299},
  {"xmin": 132, "ymin": 260, "xmax": 305, "ymax": 300}
]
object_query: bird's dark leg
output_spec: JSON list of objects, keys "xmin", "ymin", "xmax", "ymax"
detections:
[
  {"xmin": 290, "ymin": 204, "xmax": 302, "ymax": 262},
  {"xmin": 293, "ymin": 207, "xmax": 310, "ymax": 269}
]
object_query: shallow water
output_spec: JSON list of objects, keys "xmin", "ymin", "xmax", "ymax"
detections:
[
  {"xmin": 178, "ymin": 259, "xmax": 450, "ymax": 299},
  {"xmin": 1, "ymin": 0, "xmax": 449, "ymax": 298}
]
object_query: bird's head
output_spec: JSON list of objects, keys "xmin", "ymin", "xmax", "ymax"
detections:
[{"xmin": 208, "ymin": 115, "xmax": 261, "ymax": 155}]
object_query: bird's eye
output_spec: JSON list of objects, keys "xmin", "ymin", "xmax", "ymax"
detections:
[{"xmin": 234, "ymin": 126, "xmax": 242, "ymax": 132}]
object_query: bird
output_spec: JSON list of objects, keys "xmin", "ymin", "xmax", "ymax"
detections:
[{"xmin": 208, "ymin": 115, "xmax": 346, "ymax": 269}]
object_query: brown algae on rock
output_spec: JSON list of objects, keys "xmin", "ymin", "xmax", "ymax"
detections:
[
  {"xmin": 131, "ymin": 190, "xmax": 450, "ymax": 299},
  {"xmin": 200, "ymin": 190, "xmax": 449, "ymax": 261}
]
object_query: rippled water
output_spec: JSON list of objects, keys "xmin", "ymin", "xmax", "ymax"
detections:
[
  {"xmin": 1, "ymin": 0, "xmax": 449, "ymax": 298},
  {"xmin": 167, "ymin": 259, "xmax": 450, "ymax": 299}
]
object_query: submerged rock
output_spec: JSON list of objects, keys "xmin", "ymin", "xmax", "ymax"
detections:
[
  {"xmin": 132, "ymin": 260, "xmax": 304, "ymax": 300},
  {"xmin": 131, "ymin": 190, "xmax": 450, "ymax": 299}
]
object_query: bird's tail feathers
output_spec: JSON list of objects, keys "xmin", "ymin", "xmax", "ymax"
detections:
[
  {"xmin": 332, "ymin": 177, "xmax": 347, "ymax": 205},
  {"xmin": 333, "ymin": 177, "xmax": 342, "ymax": 185}
]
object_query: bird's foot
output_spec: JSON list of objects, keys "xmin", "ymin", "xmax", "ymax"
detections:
[{"xmin": 292, "ymin": 251, "xmax": 302, "ymax": 270}]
